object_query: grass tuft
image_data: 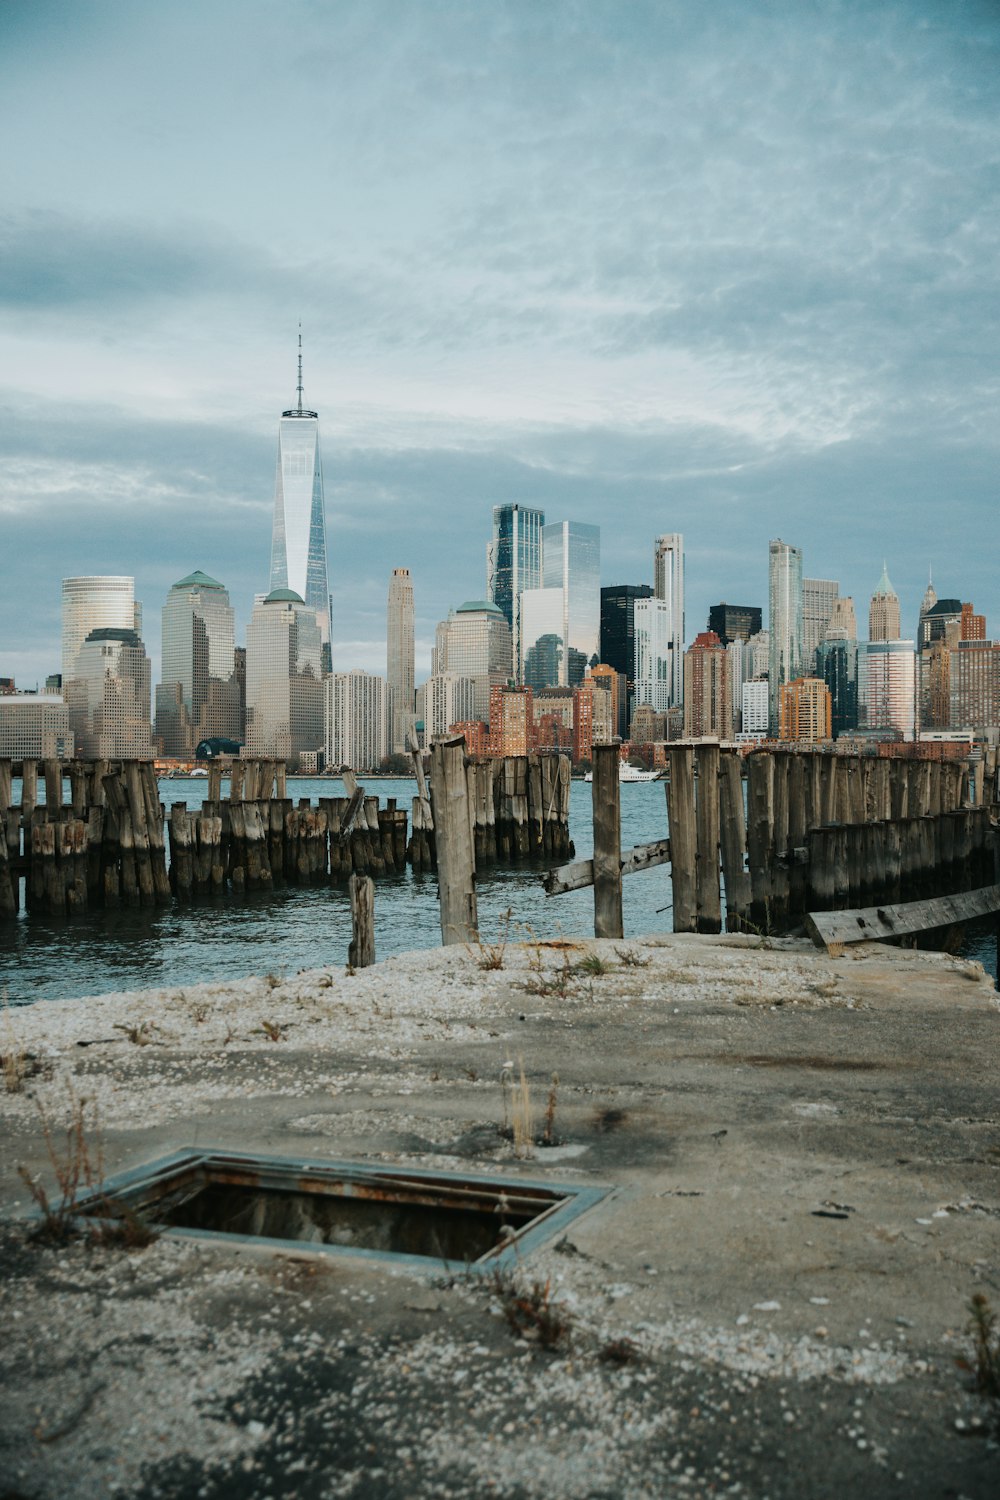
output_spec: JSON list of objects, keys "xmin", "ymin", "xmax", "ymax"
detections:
[
  {"xmin": 511, "ymin": 1057, "xmax": 534, "ymax": 1159},
  {"xmin": 956, "ymin": 1293, "xmax": 1000, "ymax": 1413},
  {"xmin": 615, "ymin": 948, "xmax": 651, "ymax": 968},
  {"xmin": 576, "ymin": 953, "xmax": 614, "ymax": 977},
  {"xmin": 489, "ymin": 1266, "xmax": 572, "ymax": 1350}
]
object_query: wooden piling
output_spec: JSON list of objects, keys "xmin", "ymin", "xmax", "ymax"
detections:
[
  {"xmin": 694, "ymin": 744, "xmax": 722, "ymax": 934},
  {"xmin": 169, "ymin": 804, "xmax": 194, "ymax": 898},
  {"xmin": 746, "ymin": 752, "xmax": 774, "ymax": 931},
  {"xmin": 43, "ymin": 758, "xmax": 62, "ymax": 811},
  {"xmin": 666, "ymin": 747, "xmax": 697, "ymax": 933},
  {"xmin": 428, "ymin": 734, "xmax": 478, "ymax": 945},
  {"xmin": 718, "ymin": 750, "xmax": 750, "ymax": 930},
  {"xmin": 592, "ymin": 742, "xmax": 624, "ymax": 940},
  {"xmin": 0, "ymin": 816, "xmax": 15, "ymax": 919},
  {"xmin": 348, "ymin": 873, "xmax": 375, "ymax": 968}
]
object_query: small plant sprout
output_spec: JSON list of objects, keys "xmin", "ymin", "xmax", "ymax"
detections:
[
  {"xmin": 543, "ymin": 1073, "xmax": 560, "ymax": 1146},
  {"xmin": 260, "ymin": 1020, "xmax": 290, "ymax": 1042},
  {"xmin": 524, "ymin": 949, "xmax": 576, "ymax": 1000},
  {"xmin": 615, "ymin": 947, "xmax": 651, "ymax": 968},
  {"xmin": 577, "ymin": 952, "xmax": 614, "ymax": 977},
  {"xmin": 17, "ymin": 1086, "xmax": 103, "ymax": 1244},
  {"xmin": 489, "ymin": 1267, "xmax": 573, "ymax": 1350},
  {"xmin": 512, "ymin": 1057, "xmax": 534, "ymax": 1159},
  {"xmin": 113, "ymin": 1020, "xmax": 156, "ymax": 1046},
  {"xmin": 473, "ymin": 907, "xmax": 513, "ymax": 970},
  {"xmin": 956, "ymin": 1293, "xmax": 1000, "ymax": 1414}
]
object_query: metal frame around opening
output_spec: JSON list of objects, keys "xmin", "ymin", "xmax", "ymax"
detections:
[{"xmin": 68, "ymin": 1148, "xmax": 611, "ymax": 1274}]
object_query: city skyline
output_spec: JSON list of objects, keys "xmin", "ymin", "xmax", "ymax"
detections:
[{"xmin": 1, "ymin": 1, "xmax": 998, "ymax": 686}]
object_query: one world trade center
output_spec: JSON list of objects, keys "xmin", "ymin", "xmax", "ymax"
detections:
[{"xmin": 269, "ymin": 334, "xmax": 332, "ymax": 663}]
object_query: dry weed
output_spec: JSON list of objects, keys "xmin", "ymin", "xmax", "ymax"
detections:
[{"xmin": 511, "ymin": 1057, "xmax": 534, "ymax": 1159}]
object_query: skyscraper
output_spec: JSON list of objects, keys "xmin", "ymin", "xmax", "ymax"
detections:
[
  {"xmin": 683, "ymin": 631, "xmax": 732, "ymax": 740},
  {"xmin": 325, "ymin": 671, "xmax": 388, "ymax": 771},
  {"xmin": 802, "ymin": 578, "xmax": 840, "ymax": 668},
  {"xmin": 633, "ymin": 598, "xmax": 674, "ymax": 715},
  {"xmin": 433, "ymin": 601, "xmax": 512, "ymax": 723},
  {"xmin": 858, "ymin": 639, "xmax": 916, "ymax": 740},
  {"xmin": 779, "ymin": 677, "xmax": 832, "ymax": 743},
  {"xmin": 155, "ymin": 570, "xmax": 239, "ymax": 757},
  {"xmin": 487, "ymin": 504, "xmax": 543, "ymax": 678},
  {"xmin": 66, "ymin": 628, "xmax": 153, "ymax": 759},
  {"xmin": 916, "ymin": 574, "xmax": 938, "ymax": 652},
  {"xmin": 245, "ymin": 589, "xmax": 324, "ymax": 766},
  {"xmin": 268, "ymin": 334, "xmax": 332, "ymax": 659},
  {"xmin": 62, "ymin": 576, "xmax": 139, "ymax": 684},
  {"xmin": 653, "ymin": 535, "xmax": 685, "ymax": 706},
  {"xmin": 386, "ymin": 567, "xmax": 415, "ymax": 754},
  {"xmin": 706, "ymin": 603, "xmax": 762, "ymax": 648},
  {"xmin": 600, "ymin": 584, "xmax": 653, "ymax": 736},
  {"xmin": 768, "ymin": 539, "xmax": 803, "ymax": 732},
  {"xmin": 542, "ymin": 520, "xmax": 601, "ymax": 684},
  {"xmin": 868, "ymin": 564, "xmax": 901, "ymax": 642}
]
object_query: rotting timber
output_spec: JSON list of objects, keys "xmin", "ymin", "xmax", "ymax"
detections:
[
  {"xmin": 0, "ymin": 751, "xmax": 574, "ymax": 918},
  {"xmin": 542, "ymin": 742, "xmax": 1000, "ymax": 962}
]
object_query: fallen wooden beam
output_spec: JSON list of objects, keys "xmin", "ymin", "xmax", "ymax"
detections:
[
  {"xmin": 543, "ymin": 838, "xmax": 670, "ymax": 897},
  {"xmin": 805, "ymin": 884, "xmax": 1000, "ymax": 950}
]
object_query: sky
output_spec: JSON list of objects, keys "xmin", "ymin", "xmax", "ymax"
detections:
[{"xmin": 1, "ymin": 0, "xmax": 998, "ymax": 689}]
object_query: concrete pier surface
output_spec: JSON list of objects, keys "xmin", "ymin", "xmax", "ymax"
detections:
[{"xmin": 1, "ymin": 934, "xmax": 998, "ymax": 1498}]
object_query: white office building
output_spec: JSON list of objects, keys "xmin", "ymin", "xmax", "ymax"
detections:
[{"xmin": 325, "ymin": 671, "xmax": 388, "ymax": 771}]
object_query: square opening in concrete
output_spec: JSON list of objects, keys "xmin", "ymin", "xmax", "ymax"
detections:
[{"xmin": 76, "ymin": 1150, "xmax": 607, "ymax": 1271}]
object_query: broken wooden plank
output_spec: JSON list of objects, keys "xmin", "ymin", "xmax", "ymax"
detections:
[
  {"xmin": 543, "ymin": 838, "xmax": 670, "ymax": 896},
  {"xmin": 804, "ymin": 884, "xmax": 1000, "ymax": 950}
]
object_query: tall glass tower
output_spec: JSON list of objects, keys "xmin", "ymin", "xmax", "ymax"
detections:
[
  {"xmin": 768, "ymin": 538, "xmax": 804, "ymax": 732},
  {"xmin": 487, "ymin": 504, "xmax": 544, "ymax": 680},
  {"xmin": 269, "ymin": 333, "xmax": 332, "ymax": 662},
  {"xmin": 543, "ymin": 520, "xmax": 601, "ymax": 687},
  {"xmin": 654, "ymin": 534, "xmax": 685, "ymax": 707}
]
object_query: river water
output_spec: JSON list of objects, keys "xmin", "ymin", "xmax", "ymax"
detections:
[{"xmin": 2, "ymin": 776, "xmax": 995, "ymax": 1005}]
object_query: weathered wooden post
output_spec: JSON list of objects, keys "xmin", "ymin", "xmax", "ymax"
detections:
[
  {"xmin": 591, "ymin": 742, "xmax": 623, "ymax": 939},
  {"xmin": 43, "ymin": 759, "xmax": 62, "ymax": 812},
  {"xmin": 719, "ymin": 750, "xmax": 750, "ymax": 930},
  {"xmin": 348, "ymin": 873, "xmax": 375, "ymax": 968},
  {"xmin": 746, "ymin": 751, "xmax": 775, "ymax": 931},
  {"xmin": 21, "ymin": 761, "xmax": 38, "ymax": 822},
  {"xmin": 695, "ymin": 743, "xmax": 722, "ymax": 933},
  {"xmin": 666, "ymin": 746, "xmax": 697, "ymax": 932},
  {"xmin": 428, "ymin": 734, "xmax": 478, "ymax": 945}
]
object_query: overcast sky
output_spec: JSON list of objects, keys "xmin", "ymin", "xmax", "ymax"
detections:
[{"xmin": 1, "ymin": 0, "xmax": 997, "ymax": 688}]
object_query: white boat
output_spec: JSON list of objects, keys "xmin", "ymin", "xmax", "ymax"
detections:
[{"xmin": 584, "ymin": 763, "xmax": 660, "ymax": 783}]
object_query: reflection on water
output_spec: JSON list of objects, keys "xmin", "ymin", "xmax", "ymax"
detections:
[{"xmin": 2, "ymin": 776, "xmax": 995, "ymax": 1005}]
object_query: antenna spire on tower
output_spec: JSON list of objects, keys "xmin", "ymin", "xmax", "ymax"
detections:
[{"xmin": 296, "ymin": 322, "xmax": 304, "ymax": 414}]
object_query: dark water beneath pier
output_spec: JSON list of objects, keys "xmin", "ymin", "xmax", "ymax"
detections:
[{"xmin": 2, "ymin": 776, "xmax": 995, "ymax": 1006}]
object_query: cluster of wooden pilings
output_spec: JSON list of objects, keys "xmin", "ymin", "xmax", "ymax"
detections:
[
  {"xmin": 664, "ymin": 745, "xmax": 993, "ymax": 935},
  {"xmin": 0, "ymin": 759, "xmax": 170, "ymax": 918},
  {"xmin": 0, "ymin": 751, "xmax": 576, "ymax": 919},
  {"xmin": 166, "ymin": 762, "xmax": 411, "ymax": 898}
]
